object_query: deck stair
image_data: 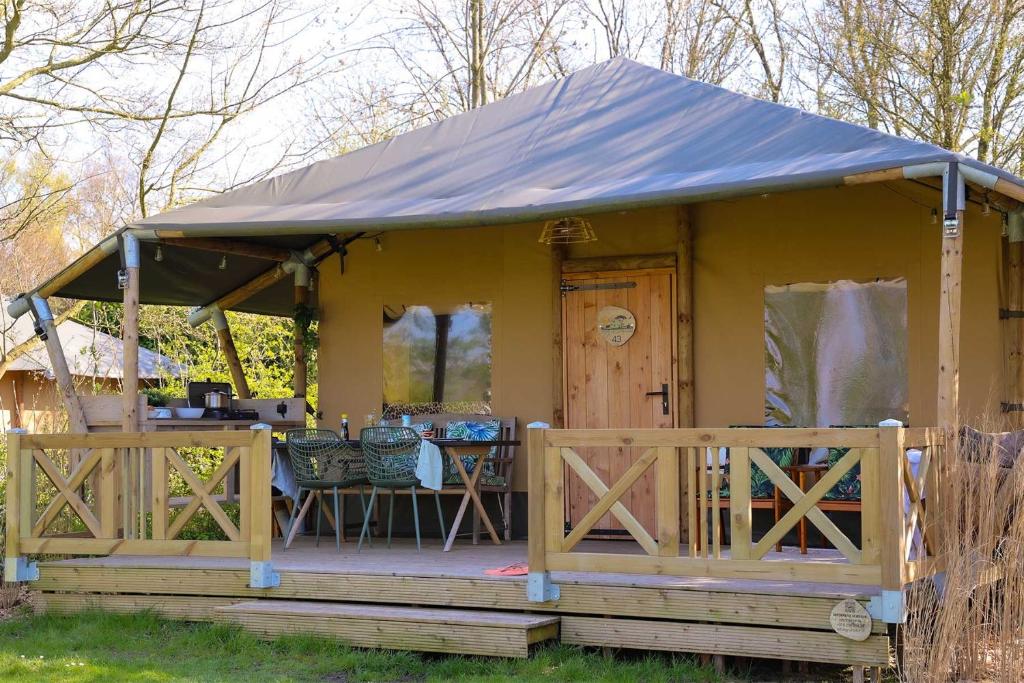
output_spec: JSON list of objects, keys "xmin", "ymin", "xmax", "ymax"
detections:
[{"xmin": 214, "ymin": 600, "xmax": 560, "ymax": 658}]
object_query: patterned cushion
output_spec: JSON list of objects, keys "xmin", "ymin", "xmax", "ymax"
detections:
[
  {"xmin": 719, "ymin": 447, "xmax": 794, "ymax": 499},
  {"xmin": 408, "ymin": 421, "xmax": 433, "ymax": 436},
  {"xmin": 443, "ymin": 419, "xmax": 500, "ymax": 483},
  {"xmin": 823, "ymin": 447, "xmax": 861, "ymax": 500}
]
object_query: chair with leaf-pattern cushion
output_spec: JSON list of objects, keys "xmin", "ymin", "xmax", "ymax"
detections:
[
  {"xmin": 793, "ymin": 446, "xmax": 863, "ymax": 553},
  {"xmin": 707, "ymin": 447, "xmax": 791, "ymax": 552}
]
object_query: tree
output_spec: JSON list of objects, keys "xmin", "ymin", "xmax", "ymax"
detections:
[
  {"xmin": 800, "ymin": 0, "xmax": 1024, "ymax": 173},
  {"xmin": 1, "ymin": 1, "xmax": 341, "ymax": 236},
  {"xmin": 372, "ymin": 0, "xmax": 576, "ymax": 120}
]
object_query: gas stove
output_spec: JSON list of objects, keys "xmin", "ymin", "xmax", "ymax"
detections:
[{"xmin": 202, "ymin": 408, "xmax": 261, "ymax": 421}]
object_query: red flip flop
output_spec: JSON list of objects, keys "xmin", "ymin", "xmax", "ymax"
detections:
[{"xmin": 484, "ymin": 562, "xmax": 529, "ymax": 576}]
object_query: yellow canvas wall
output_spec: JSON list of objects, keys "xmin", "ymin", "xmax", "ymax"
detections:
[{"xmin": 317, "ymin": 183, "xmax": 1005, "ymax": 490}]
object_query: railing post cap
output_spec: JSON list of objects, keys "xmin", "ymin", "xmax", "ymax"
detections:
[
  {"xmin": 250, "ymin": 422, "xmax": 273, "ymax": 431},
  {"xmin": 6, "ymin": 428, "xmax": 27, "ymax": 434},
  {"xmin": 878, "ymin": 419, "xmax": 904, "ymax": 428}
]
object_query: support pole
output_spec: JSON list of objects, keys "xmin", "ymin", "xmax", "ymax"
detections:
[
  {"xmin": 676, "ymin": 205, "xmax": 695, "ymax": 428},
  {"xmin": 1004, "ymin": 211, "xmax": 1024, "ymax": 427},
  {"xmin": 550, "ymin": 244, "xmax": 565, "ymax": 428},
  {"xmin": 121, "ymin": 233, "xmax": 141, "ymax": 433},
  {"xmin": 938, "ymin": 163, "xmax": 964, "ymax": 429},
  {"xmin": 249, "ymin": 422, "xmax": 279, "ymax": 588},
  {"xmin": 211, "ymin": 308, "xmax": 252, "ymax": 399},
  {"xmin": 292, "ymin": 264, "xmax": 311, "ymax": 399},
  {"xmin": 4, "ymin": 428, "xmax": 38, "ymax": 583},
  {"xmin": 29, "ymin": 296, "xmax": 88, "ymax": 435},
  {"xmin": 120, "ymin": 234, "xmax": 141, "ymax": 540}
]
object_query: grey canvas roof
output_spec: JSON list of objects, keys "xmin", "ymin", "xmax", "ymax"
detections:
[
  {"xmin": 41, "ymin": 57, "xmax": 1024, "ymax": 317},
  {"xmin": 2, "ymin": 305, "xmax": 179, "ymax": 380}
]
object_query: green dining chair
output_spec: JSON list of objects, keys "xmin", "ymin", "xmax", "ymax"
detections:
[
  {"xmin": 357, "ymin": 426, "xmax": 445, "ymax": 552},
  {"xmin": 284, "ymin": 428, "xmax": 370, "ymax": 551}
]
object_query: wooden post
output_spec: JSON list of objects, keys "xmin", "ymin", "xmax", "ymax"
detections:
[
  {"xmin": 878, "ymin": 421, "xmax": 907, "ymax": 622},
  {"xmin": 1005, "ymin": 211, "xmax": 1024, "ymax": 428},
  {"xmin": 249, "ymin": 423, "xmax": 279, "ymax": 588},
  {"xmin": 676, "ymin": 205, "xmax": 695, "ymax": 428},
  {"xmin": 4, "ymin": 428, "xmax": 37, "ymax": 582},
  {"xmin": 937, "ymin": 164, "xmax": 964, "ymax": 428},
  {"xmin": 120, "ymin": 234, "xmax": 141, "ymax": 539},
  {"xmin": 28, "ymin": 297, "xmax": 88, "ymax": 436},
  {"xmin": 728, "ymin": 447, "xmax": 752, "ymax": 559},
  {"xmin": 292, "ymin": 264, "xmax": 310, "ymax": 399},
  {"xmin": 656, "ymin": 446, "xmax": 680, "ymax": 556},
  {"xmin": 211, "ymin": 308, "xmax": 251, "ymax": 399},
  {"xmin": 4, "ymin": 429, "xmax": 23, "ymax": 571},
  {"xmin": 121, "ymin": 233, "xmax": 141, "ymax": 432},
  {"xmin": 551, "ymin": 244, "xmax": 566, "ymax": 428},
  {"xmin": 676, "ymin": 206, "xmax": 695, "ymax": 545},
  {"xmin": 527, "ymin": 427, "xmax": 559, "ymax": 602}
]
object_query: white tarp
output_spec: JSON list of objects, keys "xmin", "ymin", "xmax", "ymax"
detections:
[{"xmin": 764, "ymin": 279, "xmax": 909, "ymax": 430}]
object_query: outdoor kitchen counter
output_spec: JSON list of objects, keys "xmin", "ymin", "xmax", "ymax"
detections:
[
  {"xmin": 79, "ymin": 394, "xmax": 307, "ymax": 432},
  {"xmin": 141, "ymin": 418, "xmax": 305, "ymax": 430}
]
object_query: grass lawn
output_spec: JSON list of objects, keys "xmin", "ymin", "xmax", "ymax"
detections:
[{"xmin": 0, "ymin": 609, "xmax": 721, "ymax": 682}]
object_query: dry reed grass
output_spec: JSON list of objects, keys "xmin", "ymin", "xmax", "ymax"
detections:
[{"xmin": 899, "ymin": 421, "xmax": 1024, "ymax": 682}]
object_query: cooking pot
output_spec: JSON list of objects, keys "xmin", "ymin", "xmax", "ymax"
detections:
[{"xmin": 203, "ymin": 390, "xmax": 231, "ymax": 410}]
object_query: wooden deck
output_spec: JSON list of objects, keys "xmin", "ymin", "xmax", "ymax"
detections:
[{"xmin": 34, "ymin": 538, "xmax": 892, "ymax": 666}]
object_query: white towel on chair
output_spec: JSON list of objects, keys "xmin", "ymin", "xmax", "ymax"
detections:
[{"xmin": 416, "ymin": 440, "xmax": 444, "ymax": 491}]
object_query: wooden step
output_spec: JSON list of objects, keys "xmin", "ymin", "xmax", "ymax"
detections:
[{"xmin": 215, "ymin": 600, "xmax": 559, "ymax": 658}]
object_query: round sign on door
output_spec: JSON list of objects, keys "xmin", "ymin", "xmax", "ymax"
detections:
[{"xmin": 597, "ymin": 306, "xmax": 636, "ymax": 346}]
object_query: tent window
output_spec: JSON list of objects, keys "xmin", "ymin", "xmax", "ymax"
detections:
[
  {"xmin": 764, "ymin": 279, "xmax": 909, "ymax": 430},
  {"xmin": 382, "ymin": 303, "xmax": 492, "ymax": 417}
]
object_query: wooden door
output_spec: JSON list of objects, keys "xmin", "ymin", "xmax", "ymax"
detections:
[{"xmin": 562, "ymin": 268, "xmax": 677, "ymax": 538}]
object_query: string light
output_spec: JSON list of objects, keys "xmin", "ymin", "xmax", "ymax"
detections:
[
  {"xmin": 154, "ymin": 245, "xmax": 163, "ymax": 262},
  {"xmin": 219, "ymin": 255, "xmax": 227, "ymax": 270}
]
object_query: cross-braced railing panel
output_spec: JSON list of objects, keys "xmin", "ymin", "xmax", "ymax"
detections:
[
  {"xmin": 5, "ymin": 430, "xmax": 272, "ymax": 566},
  {"xmin": 558, "ymin": 446, "xmax": 679, "ymax": 557},
  {"xmin": 529, "ymin": 426, "xmax": 945, "ymax": 590}
]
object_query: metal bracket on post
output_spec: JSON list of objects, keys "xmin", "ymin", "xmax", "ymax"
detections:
[
  {"xmin": 868, "ymin": 590, "xmax": 907, "ymax": 624},
  {"xmin": 209, "ymin": 306, "xmax": 228, "ymax": 331},
  {"xmin": 3, "ymin": 556, "xmax": 39, "ymax": 583},
  {"xmin": 249, "ymin": 560, "xmax": 280, "ymax": 589},
  {"xmin": 942, "ymin": 162, "xmax": 966, "ymax": 238},
  {"xmin": 526, "ymin": 571, "xmax": 560, "ymax": 602}
]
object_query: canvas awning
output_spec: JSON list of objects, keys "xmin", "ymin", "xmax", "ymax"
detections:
[{"xmin": 20, "ymin": 57, "xmax": 1024, "ymax": 318}]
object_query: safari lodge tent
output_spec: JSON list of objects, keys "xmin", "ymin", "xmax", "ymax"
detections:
[{"xmin": 6, "ymin": 58, "xmax": 1024, "ymax": 671}]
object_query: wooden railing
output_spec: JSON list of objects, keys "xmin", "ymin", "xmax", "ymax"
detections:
[
  {"xmin": 4, "ymin": 428, "xmax": 277, "ymax": 586},
  {"xmin": 528, "ymin": 426, "xmax": 943, "ymax": 591}
]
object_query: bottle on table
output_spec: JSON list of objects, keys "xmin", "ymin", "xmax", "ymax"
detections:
[{"xmin": 339, "ymin": 413, "xmax": 350, "ymax": 440}]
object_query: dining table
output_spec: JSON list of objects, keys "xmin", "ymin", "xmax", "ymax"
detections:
[{"xmin": 347, "ymin": 436, "xmax": 520, "ymax": 552}]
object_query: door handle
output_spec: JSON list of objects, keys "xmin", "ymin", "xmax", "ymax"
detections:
[{"xmin": 645, "ymin": 383, "xmax": 670, "ymax": 416}]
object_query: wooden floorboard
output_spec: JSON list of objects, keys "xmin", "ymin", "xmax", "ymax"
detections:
[
  {"xmin": 33, "ymin": 538, "xmax": 892, "ymax": 664},
  {"xmin": 35, "ymin": 593, "xmax": 243, "ymax": 621},
  {"xmin": 561, "ymin": 616, "xmax": 891, "ymax": 666},
  {"xmin": 36, "ymin": 565, "xmax": 885, "ymax": 633},
  {"xmin": 40, "ymin": 537, "xmax": 880, "ymax": 598},
  {"xmin": 217, "ymin": 601, "xmax": 557, "ymax": 658}
]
